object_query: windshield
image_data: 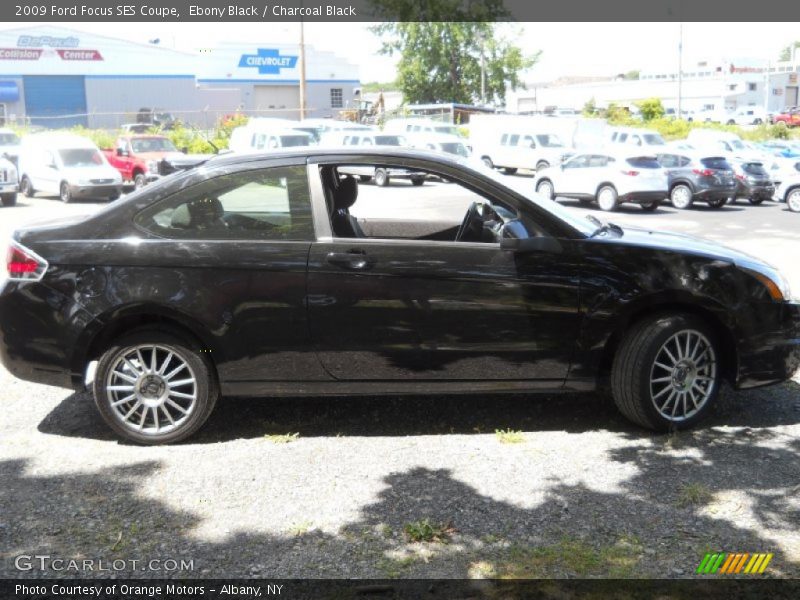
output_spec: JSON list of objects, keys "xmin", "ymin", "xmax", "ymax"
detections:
[
  {"xmin": 730, "ymin": 139, "xmax": 746, "ymax": 150},
  {"xmin": 468, "ymin": 160, "xmax": 596, "ymax": 236},
  {"xmin": 440, "ymin": 142, "xmax": 469, "ymax": 157},
  {"xmin": 434, "ymin": 125, "xmax": 460, "ymax": 136},
  {"xmin": 536, "ymin": 134, "xmax": 564, "ymax": 148},
  {"xmin": 643, "ymin": 134, "xmax": 666, "ymax": 146},
  {"xmin": 59, "ymin": 148, "xmax": 104, "ymax": 167},
  {"xmin": 130, "ymin": 138, "xmax": 178, "ymax": 153},
  {"xmin": 0, "ymin": 133, "xmax": 20, "ymax": 145}
]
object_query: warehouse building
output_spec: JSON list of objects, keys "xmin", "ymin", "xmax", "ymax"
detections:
[
  {"xmin": 507, "ymin": 56, "xmax": 800, "ymax": 115},
  {"xmin": 0, "ymin": 25, "xmax": 360, "ymax": 128}
]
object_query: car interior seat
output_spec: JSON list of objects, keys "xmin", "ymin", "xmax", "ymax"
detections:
[{"xmin": 330, "ymin": 175, "xmax": 365, "ymax": 238}]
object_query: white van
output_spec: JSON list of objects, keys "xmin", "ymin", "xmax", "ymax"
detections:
[
  {"xmin": 228, "ymin": 125, "xmax": 312, "ymax": 153},
  {"xmin": 18, "ymin": 133, "xmax": 122, "ymax": 203},
  {"xmin": 383, "ymin": 118, "xmax": 461, "ymax": 138},
  {"xmin": 471, "ymin": 129, "xmax": 570, "ymax": 173},
  {"xmin": 607, "ymin": 127, "xmax": 667, "ymax": 149}
]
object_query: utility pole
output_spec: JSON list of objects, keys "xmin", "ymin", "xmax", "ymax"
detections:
[
  {"xmin": 677, "ymin": 22, "xmax": 683, "ymax": 118},
  {"xmin": 299, "ymin": 8, "xmax": 306, "ymax": 120}
]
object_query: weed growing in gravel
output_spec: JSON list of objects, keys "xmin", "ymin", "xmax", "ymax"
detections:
[
  {"xmin": 495, "ymin": 429, "xmax": 526, "ymax": 444},
  {"xmin": 403, "ymin": 519, "xmax": 454, "ymax": 543},
  {"xmin": 288, "ymin": 521, "xmax": 312, "ymax": 536},
  {"xmin": 677, "ymin": 482, "xmax": 713, "ymax": 507},
  {"xmin": 264, "ymin": 432, "xmax": 299, "ymax": 444}
]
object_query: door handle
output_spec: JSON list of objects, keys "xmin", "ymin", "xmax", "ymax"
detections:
[{"xmin": 326, "ymin": 250, "xmax": 374, "ymax": 271}]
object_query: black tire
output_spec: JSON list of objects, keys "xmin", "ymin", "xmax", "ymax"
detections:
[
  {"xmin": 359, "ymin": 175, "xmax": 371, "ymax": 183},
  {"xmin": 611, "ymin": 313, "xmax": 721, "ymax": 431},
  {"xmin": 374, "ymin": 168, "xmax": 389, "ymax": 187},
  {"xmin": 536, "ymin": 161, "xmax": 550, "ymax": 171},
  {"xmin": 411, "ymin": 177, "xmax": 425, "ymax": 186},
  {"xmin": 748, "ymin": 196, "xmax": 765, "ymax": 205},
  {"xmin": 1, "ymin": 193, "xmax": 16, "ymax": 207},
  {"xmin": 596, "ymin": 185, "xmax": 619, "ymax": 212},
  {"xmin": 481, "ymin": 156, "xmax": 494, "ymax": 169},
  {"xmin": 59, "ymin": 181, "xmax": 72, "ymax": 203},
  {"xmin": 93, "ymin": 330, "xmax": 219, "ymax": 445},
  {"xmin": 640, "ymin": 200, "xmax": 660, "ymax": 212},
  {"xmin": 503, "ymin": 167, "xmax": 518, "ymax": 175},
  {"xmin": 133, "ymin": 173, "xmax": 147, "ymax": 189},
  {"xmin": 787, "ymin": 188, "xmax": 800, "ymax": 212},
  {"xmin": 20, "ymin": 176, "xmax": 34, "ymax": 198},
  {"xmin": 706, "ymin": 197, "xmax": 726, "ymax": 209},
  {"xmin": 535, "ymin": 179, "xmax": 554, "ymax": 200}
]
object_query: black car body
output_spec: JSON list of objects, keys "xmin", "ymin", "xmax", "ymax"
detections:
[
  {"xmin": 1, "ymin": 149, "xmax": 799, "ymax": 444},
  {"xmin": 731, "ymin": 160, "xmax": 775, "ymax": 204},
  {"xmin": 657, "ymin": 153, "xmax": 737, "ymax": 209}
]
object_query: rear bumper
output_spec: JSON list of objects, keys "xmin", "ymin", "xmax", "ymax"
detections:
[
  {"xmin": 693, "ymin": 186, "xmax": 736, "ymax": 200},
  {"xmin": 619, "ymin": 190, "xmax": 667, "ymax": 204},
  {"xmin": 0, "ymin": 182, "xmax": 18, "ymax": 194},
  {"xmin": 735, "ymin": 302, "xmax": 800, "ymax": 389},
  {"xmin": 736, "ymin": 182, "xmax": 775, "ymax": 198}
]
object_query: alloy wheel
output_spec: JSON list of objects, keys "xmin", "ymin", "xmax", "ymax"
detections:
[
  {"xmin": 671, "ymin": 185, "xmax": 693, "ymax": 209},
  {"xmin": 788, "ymin": 190, "xmax": 800, "ymax": 213},
  {"xmin": 105, "ymin": 344, "xmax": 197, "ymax": 436},
  {"xmin": 649, "ymin": 329, "xmax": 717, "ymax": 422},
  {"xmin": 536, "ymin": 181, "xmax": 553, "ymax": 199}
]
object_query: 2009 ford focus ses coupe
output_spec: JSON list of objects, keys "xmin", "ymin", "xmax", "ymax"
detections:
[{"xmin": 2, "ymin": 148, "xmax": 799, "ymax": 444}]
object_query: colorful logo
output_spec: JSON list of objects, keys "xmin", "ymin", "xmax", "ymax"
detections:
[
  {"xmin": 238, "ymin": 49, "xmax": 298, "ymax": 75},
  {"xmin": 697, "ymin": 552, "xmax": 773, "ymax": 575}
]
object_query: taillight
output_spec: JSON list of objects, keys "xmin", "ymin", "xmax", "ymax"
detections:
[
  {"xmin": 735, "ymin": 173, "xmax": 746, "ymax": 181},
  {"xmin": 693, "ymin": 168, "xmax": 714, "ymax": 177},
  {"xmin": 620, "ymin": 170, "xmax": 639, "ymax": 176},
  {"xmin": 6, "ymin": 242, "xmax": 48, "ymax": 281}
]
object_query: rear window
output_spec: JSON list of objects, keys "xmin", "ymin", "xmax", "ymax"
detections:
[
  {"xmin": 626, "ymin": 156, "xmax": 661, "ymax": 169},
  {"xmin": 742, "ymin": 162, "xmax": 768, "ymax": 176},
  {"xmin": 642, "ymin": 134, "xmax": 666, "ymax": 146},
  {"xmin": 700, "ymin": 157, "xmax": 732, "ymax": 170}
]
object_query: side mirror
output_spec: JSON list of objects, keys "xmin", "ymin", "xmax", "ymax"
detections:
[
  {"xmin": 500, "ymin": 236, "xmax": 562, "ymax": 254},
  {"xmin": 181, "ymin": 147, "xmax": 188, "ymax": 154}
]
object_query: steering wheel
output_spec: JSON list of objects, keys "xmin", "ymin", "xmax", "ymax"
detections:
[{"xmin": 455, "ymin": 202, "xmax": 484, "ymax": 242}]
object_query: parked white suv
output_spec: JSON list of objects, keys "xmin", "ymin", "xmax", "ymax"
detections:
[
  {"xmin": 0, "ymin": 154, "xmax": 18, "ymax": 207},
  {"xmin": 338, "ymin": 133, "xmax": 427, "ymax": 186},
  {"xmin": 776, "ymin": 174, "xmax": 800, "ymax": 212},
  {"xmin": 533, "ymin": 151, "xmax": 668, "ymax": 212}
]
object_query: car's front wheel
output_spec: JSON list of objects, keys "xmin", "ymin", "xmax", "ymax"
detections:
[
  {"xmin": 20, "ymin": 176, "xmax": 34, "ymax": 198},
  {"xmin": 787, "ymin": 189, "xmax": 800, "ymax": 212},
  {"xmin": 374, "ymin": 168, "xmax": 390, "ymax": 187},
  {"xmin": 748, "ymin": 196, "xmax": 765, "ymax": 205},
  {"xmin": 411, "ymin": 177, "xmax": 425, "ymax": 186},
  {"xmin": 94, "ymin": 331, "xmax": 218, "ymax": 445},
  {"xmin": 535, "ymin": 179, "xmax": 554, "ymax": 200},
  {"xmin": 133, "ymin": 173, "xmax": 147, "ymax": 189},
  {"xmin": 670, "ymin": 184, "xmax": 694, "ymax": 209},
  {"xmin": 611, "ymin": 314, "xmax": 720, "ymax": 431},
  {"xmin": 59, "ymin": 182, "xmax": 72, "ymax": 203}
]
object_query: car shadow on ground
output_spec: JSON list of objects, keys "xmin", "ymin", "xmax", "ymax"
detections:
[{"xmin": 37, "ymin": 381, "xmax": 800, "ymax": 445}]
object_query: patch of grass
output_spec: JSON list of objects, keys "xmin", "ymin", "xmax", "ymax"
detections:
[
  {"xmin": 495, "ymin": 428, "xmax": 526, "ymax": 444},
  {"xmin": 489, "ymin": 535, "xmax": 644, "ymax": 578},
  {"xmin": 376, "ymin": 555, "xmax": 419, "ymax": 578},
  {"xmin": 677, "ymin": 482, "xmax": 713, "ymax": 507},
  {"xmin": 287, "ymin": 521, "xmax": 312, "ymax": 536},
  {"xmin": 403, "ymin": 519, "xmax": 454, "ymax": 543},
  {"xmin": 264, "ymin": 432, "xmax": 299, "ymax": 444}
]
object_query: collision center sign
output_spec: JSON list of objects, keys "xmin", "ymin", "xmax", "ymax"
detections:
[{"xmin": 0, "ymin": 35, "xmax": 103, "ymax": 60}]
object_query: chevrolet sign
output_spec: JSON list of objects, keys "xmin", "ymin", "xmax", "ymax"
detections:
[{"xmin": 238, "ymin": 49, "xmax": 298, "ymax": 75}]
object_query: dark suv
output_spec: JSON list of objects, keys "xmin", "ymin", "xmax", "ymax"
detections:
[
  {"xmin": 730, "ymin": 160, "xmax": 775, "ymax": 205},
  {"xmin": 657, "ymin": 153, "xmax": 736, "ymax": 209}
]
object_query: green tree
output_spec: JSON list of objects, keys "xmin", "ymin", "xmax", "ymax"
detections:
[
  {"xmin": 582, "ymin": 97, "xmax": 597, "ymax": 116},
  {"xmin": 370, "ymin": 1, "xmax": 538, "ymax": 105},
  {"xmin": 635, "ymin": 98, "xmax": 665, "ymax": 121},
  {"xmin": 779, "ymin": 41, "xmax": 800, "ymax": 62}
]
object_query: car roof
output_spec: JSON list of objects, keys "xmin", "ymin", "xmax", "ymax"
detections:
[
  {"xmin": 198, "ymin": 147, "xmax": 462, "ymax": 169},
  {"xmin": 22, "ymin": 132, "xmax": 99, "ymax": 148}
]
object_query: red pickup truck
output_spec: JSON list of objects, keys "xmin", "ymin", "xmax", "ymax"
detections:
[
  {"xmin": 772, "ymin": 107, "xmax": 800, "ymax": 127},
  {"xmin": 102, "ymin": 135, "xmax": 181, "ymax": 188}
]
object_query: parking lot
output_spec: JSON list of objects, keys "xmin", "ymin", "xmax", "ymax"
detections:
[{"xmin": 1, "ymin": 179, "xmax": 799, "ymax": 579}]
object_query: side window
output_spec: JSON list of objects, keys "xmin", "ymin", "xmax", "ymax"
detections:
[
  {"xmin": 563, "ymin": 155, "xmax": 588, "ymax": 169},
  {"xmin": 134, "ymin": 166, "xmax": 314, "ymax": 241},
  {"xmin": 630, "ymin": 135, "xmax": 642, "ymax": 146},
  {"xmin": 522, "ymin": 135, "xmax": 535, "ymax": 148},
  {"xmin": 509, "ymin": 134, "xmax": 520, "ymax": 146},
  {"xmin": 678, "ymin": 156, "xmax": 691, "ymax": 167},
  {"xmin": 618, "ymin": 133, "xmax": 628, "ymax": 143},
  {"xmin": 658, "ymin": 154, "xmax": 676, "ymax": 168},
  {"xmin": 500, "ymin": 134, "xmax": 509, "ymax": 145},
  {"xmin": 254, "ymin": 134, "xmax": 266, "ymax": 150},
  {"xmin": 587, "ymin": 155, "xmax": 608, "ymax": 167}
]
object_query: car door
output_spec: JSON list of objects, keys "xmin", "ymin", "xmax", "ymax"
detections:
[
  {"xmin": 131, "ymin": 160, "xmax": 328, "ymax": 384},
  {"xmin": 558, "ymin": 154, "xmax": 590, "ymax": 195},
  {"xmin": 305, "ymin": 159, "xmax": 582, "ymax": 383},
  {"xmin": 37, "ymin": 148, "xmax": 60, "ymax": 194}
]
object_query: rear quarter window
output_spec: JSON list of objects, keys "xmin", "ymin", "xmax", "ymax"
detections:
[{"xmin": 626, "ymin": 157, "xmax": 661, "ymax": 169}]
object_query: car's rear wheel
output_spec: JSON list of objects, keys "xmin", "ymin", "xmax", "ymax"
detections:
[
  {"xmin": 20, "ymin": 176, "xmax": 34, "ymax": 198},
  {"xmin": 596, "ymin": 185, "xmax": 619, "ymax": 212},
  {"xmin": 706, "ymin": 197, "xmax": 726, "ymax": 209},
  {"xmin": 670, "ymin": 184, "xmax": 693, "ymax": 209},
  {"xmin": 535, "ymin": 179, "xmax": 554, "ymax": 200},
  {"xmin": 59, "ymin": 182, "xmax": 72, "ymax": 203},
  {"xmin": 374, "ymin": 168, "xmax": 389, "ymax": 187},
  {"xmin": 787, "ymin": 189, "xmax": 800, "ymax": 212},
  {"xmin": 94, "ymin": 331, "xmax": 218, "ymax": 445},
  {"xmin": 536, "ymin": 161, "xmax": 550, "ymax": 171},
  {"xmin": 748, "ymin": 196, "xmax": 765, "ymax": 205},
  {"xmin": 611, "ymin": 314, "xmax": 720, "ymax": 431},
  {"xmin": 411, "ymin": 177, "xmax": 425, "ymax": 186},
  {"xmin": 481, "ymin": 156, "xmax": 494, "ymax": 169},
  {"xmin": 503, "ymin": 167, "xmax": 518, "ymax": 175},
  {"xmin": 640, "ymin": 200, "xmax": 660, "ymax": 211},
  {"xmin": 133, "ymin": 173, "xmax": 147, "ymax": 189},
  {"xmin": 1, "ymin": 193, "xmax": 16, "ymax": 207}
]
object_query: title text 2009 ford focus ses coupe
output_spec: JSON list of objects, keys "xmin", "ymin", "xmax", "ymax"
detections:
[{"xmin": 1, "ymin": 149, "xmax": 799, "ymax": 444}]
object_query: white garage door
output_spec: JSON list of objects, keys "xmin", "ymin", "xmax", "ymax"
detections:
[{"xmin": 253, "ymin": 85, "xmax": 300, "ymax": 119}]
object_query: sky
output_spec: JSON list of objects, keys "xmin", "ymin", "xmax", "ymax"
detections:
[{"xmin": 1, "ymin": 22, "xmax": 798, "ymax": 83}]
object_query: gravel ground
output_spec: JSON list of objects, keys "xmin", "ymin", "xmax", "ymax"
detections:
[{"xmin": 1, "ymin": 185, "xmax": 800, "ymax": 580}]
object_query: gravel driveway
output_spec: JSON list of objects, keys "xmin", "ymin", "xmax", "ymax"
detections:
[{"xmin": 2, "ymin": 188, "xmax": 800, "ymax": 580}]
